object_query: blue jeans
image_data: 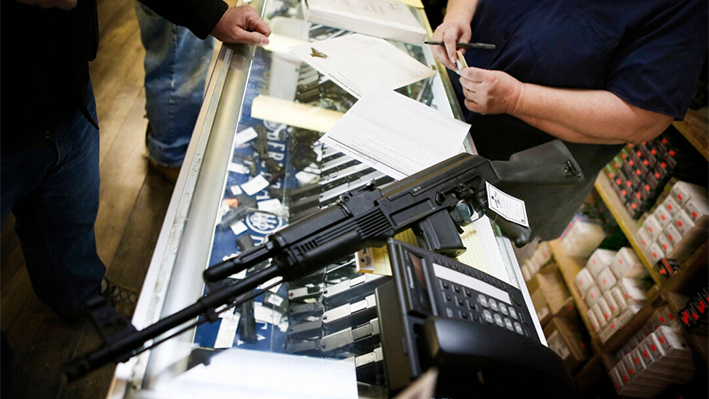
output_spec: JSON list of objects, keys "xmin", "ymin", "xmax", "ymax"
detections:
[
  {"xmin": 135, "ymin": 2, "xmax": 215, "ymax": 168},
  {"xmin": 1, "ymin": 83, "xmax": 105, "ymax": 320}
]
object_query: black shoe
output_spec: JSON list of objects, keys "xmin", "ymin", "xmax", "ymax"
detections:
[
  {"xmin": 1, "ymin": 331, "xmax": 12, "ymax": 398},
  {"xmin": 100, "ymin": 277, "xmax": 139, "ymax": 317}
]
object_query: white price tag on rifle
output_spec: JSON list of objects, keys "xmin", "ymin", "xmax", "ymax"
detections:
[{"xmin": 485, "ymin": 182, "xmax": 529, "ymax": 228}]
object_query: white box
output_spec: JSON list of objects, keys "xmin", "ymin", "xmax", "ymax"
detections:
[
  {"xmin": 683, "ymin": 198, "xmax": 709, "ymax": 223},
  {"xmin": 598, "ymin": 297, "xmax": 613, "ymax": 322},
  {"xmin": 575, "ymin": 268, "xmax": 595, "ymax": 295},
  {"xmin": 612, "ymin": 247, "xmax": 647, "ymax": 279},
  {"xmin": 596, "ymin": 267, "xmax": 618, "ymax": 291},
  {"xmin": 521, "ymin": 264, "xmax": 532, "ymax": 281},
  {"xmin": 586, "ymin": 248, "xmax": 616, "ymax": 277},
  {"xmin": 615, "ymin": 358, "xmax": 631, "ymax": 385},
  {"xmin": 670, "ymin": 181, "xmax": 707, "ymax": 207},
  {"xmin": 630, "ymin": 348, "xmax": 648, "ymax": 374},
  {"xmin": 654, "ymin": 325, "xmax": 687, "ymax": 354},
  {"xmin": 609, "ymin": 367, "xmax": 624, "ymax": 392},
  {"xmin": 537, "ymin": 241, "xmax": 552, "ymax": 263},
  {"xmin": 611, "ymin": 286, "xmax": 627, "ymax": 310},
  {"xmin": 647, "ymin": 242, "xmax": 665, "ymax": 262},
  {"xmin": 674, "ymin": 209, "xmax": 696, "ymax": 235},
  {"xmin": 586, "ymin": 308, "xmax": 601, "ymax": 332},
  {"xmin": 592, "ymin": 303, "xmax": 607, "ymax": 327},
  {"xmin": 636, "ymin": 228, "xmax": 652, "ymax": 249},
  {"xmin": 600, "ymin": 305, "xmax": 642, "ymax": 342},
  {"xmin": 662, "ymin": 223, "xmax": 683, "ymax": 246},
  {"xmin": 641, "ymin": 332, "xmax": 694, "ymax": 381},
  {"xmin": 618, "ymin": 278, "xmax": 650, "ymax": 303},
  {"xmin": 563, "ymin": 220, "xmax": 606, "ymax": 257},
  {"xmin": 655, "ymin": 305, "xmax": 679, "ymax": 327},
  {"xmin": 604, "ymin": 290, "xmax": 621, "ymax": 317},
  {"xmin": 656, "ymin": 233, "xmax": 674, "ymax": 254},
  {"xmin": 663, "ymin": 196, "xmax": 681, "ymax": 217},
  {"xmin": 585, "ymin": 284, "xmax": 602, "ymax": 307},
  {"xmin": 623, "ymin": 353, "xmax": 639, "ymax": 379},
  {"xmin": 641, "ymin": 214, "xmax": 662, "ymax": 240},
  {"xmin": 653, "ymin": 205, "xmax": 673, "ymax": 228}
]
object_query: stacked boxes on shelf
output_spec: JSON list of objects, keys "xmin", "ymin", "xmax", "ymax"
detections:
[
  {"xmin": 528, "ymin": 266, "xmax": 571, "ymax": 326},
  {"xmin": 520, "ymin": 241, "xmax": 553, "ymax": 282},
  {"xmin": 608, "ymin": 308, "xmax": 695, "ymax": 398},
  {"xmin": 614, "ymin": 305, "xmax": 680, "ymax": 360},
  {"xmin": 519, "ymin": 242, "xmax": 593, "ymax": 372},
  {"xmin": 576, "ymin": 247, "xmax": 653, "ymax": 342},
  {"xmin": 544, "ymin": 309, "xmax": 592, "ymax": 374},
  {"xmin": 561, "ymin": 214, "xmax": 607, "ymax": 258},
  {"xmin": 678, "ymin": 285, "xmax": 709, "ymax": 334},
  {"xmin": 603, "ymin": 126, "xmax": 707, "ymax": 220},
  {"xmin": 560, "ymin": 192, "xmax": 627, "ymax": 258},
  {"xmin": 636, "ymin": 179, "xmax": 708, "ymax": 264}
]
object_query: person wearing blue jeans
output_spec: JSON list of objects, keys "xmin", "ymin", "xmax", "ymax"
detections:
[
  {"xmin": 1, "ymin": 82, "xmax": 105, "ymax": 320},
  {"xmin": 2, "ymin": 0, "xmax": 270, "ymax": 390},
  {"xmin": 2, "ymin": 0, "xmax": 270, "ymax": 316},
  {"xmin": 135, "ymin": 2, "xmax": 216, "ymax": 180}
]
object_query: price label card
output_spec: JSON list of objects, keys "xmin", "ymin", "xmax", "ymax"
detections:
[
  {"xmin": 241, "ymin": 175, "xmax": 269, "ymax": 196},
  {"xmin": 234, "ymin": 127, "xmax": 258, "ymax": 146},
  {"xmin": 228, "ymin": 163, "xmax": 251, "ymax": 175},
  {"xmin": 486, "ymin": 182, "xmax": 529, "ymax": 227}
]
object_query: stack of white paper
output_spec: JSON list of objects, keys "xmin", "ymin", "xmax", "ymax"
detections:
[
  {"xmin": 289, "ymin": 34, "xmax": 436, "ymax": 99},
  {"xmin": 321, "ymin": 85, "xmax": 471, "ymax": 180},
  {"xmin": 305, "ymin": 0, "xmax": 426, "ymax": 45}
]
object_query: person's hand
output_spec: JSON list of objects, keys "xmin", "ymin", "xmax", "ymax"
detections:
[
  {"xmin": 211, "ymin": 5, "xmax": 272, "ymax": 45},
  {"xmin": 459, "ymin": 67, "xmax": 524, "ymax": 115},
  {"xmin": 430, "ymin": 20, "xmax": 471, "ymax": 70},
  {"xmin": 14, "ymin": 0, "xmax": 76, "ymax": 10}
]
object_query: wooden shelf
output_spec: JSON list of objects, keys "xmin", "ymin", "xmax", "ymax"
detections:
[
  {"xmin": 547, "ymin": 111, "xmax": 709, "ymax": 391},
  {"xmin": 662, "ymin": 242, "xmax": 709, "ymax": 364},
  {"xmin": 550, "ymin": 239, "xmax": 663, "ymax": 369},
  {"xmin": 551, "ymin": 237, "xmax": 709, "ymax": 369},
  {"xmin": 673, "ymin": 108, "xmax": 709, "ymax": 161},
  {"xmin": 594, "ymin": 174, "xmax": 661, "ymax": 285},
  {"xmin": 549, "ymin": 241, "xmax": 605, "ymax": 356},
  {"xmin": 662, "ymin": 241, "xmax": 708, "ymax": 295}
]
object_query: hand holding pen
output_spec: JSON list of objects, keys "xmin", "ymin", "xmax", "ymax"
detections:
[
  {"xmin": 425, "ymin": 39, "xmax": 496, "ymax": 72},
  {"xmin": 428, "ymin": 20, "xmax": 487, "ymax": 71},
  {"xmin": 424, "ymin": 41, "xmax": 496, "ymax": 50}
]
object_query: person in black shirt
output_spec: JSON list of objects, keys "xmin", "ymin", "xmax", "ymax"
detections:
[{"xmin": 429, "ymin": 0, "xmax": 707, "ymax": 241}]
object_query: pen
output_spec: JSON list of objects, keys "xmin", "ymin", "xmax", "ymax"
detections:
[{"xmin": 424, "ymin": 41, "xmax": 496, "ymax": 50}]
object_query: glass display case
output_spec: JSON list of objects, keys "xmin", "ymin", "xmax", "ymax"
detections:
[{"xmin": 105, "ymin": 0, "xmax": 542, "ymax": 397}]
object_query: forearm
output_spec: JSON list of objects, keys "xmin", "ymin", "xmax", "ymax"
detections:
[
  {"xmin": 443, "ymin": 0, "xmax": 478, "ymax": 24},
  {"xmin": 511, "ymin": 84, "xmax": 673, "ymax": 144}
]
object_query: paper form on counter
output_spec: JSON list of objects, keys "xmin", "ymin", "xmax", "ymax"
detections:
[
  {"xmin": 356, "ymin": 224, "xmax": 496, "ymax": 279},
  {"xmin": 320, "ymin": 85, "xmax": 470, "ymax": 180},
  {"xmin": 289, "ymin": 34, "xmax": 436, "ymax": 99}
]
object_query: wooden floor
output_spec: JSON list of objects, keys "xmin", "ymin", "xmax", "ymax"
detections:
[{"xmin": 1, "ymin": 0, "xmax": 179, "ymax": 397}]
